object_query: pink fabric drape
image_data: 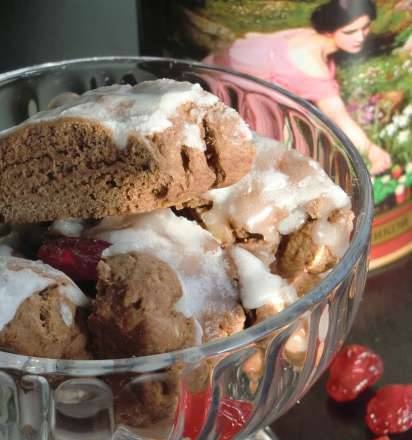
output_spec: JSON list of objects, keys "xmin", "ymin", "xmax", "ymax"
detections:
[{"xmin": 204, "ymin": 30, "xmax": 340, "ymax": 103}]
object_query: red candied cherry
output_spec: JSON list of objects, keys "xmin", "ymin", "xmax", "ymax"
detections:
[
  {"xmin": 326, "ymin": 344, "xmax": 383, "ymax": 402},
  {"xmin": 181, "ymin": 387, "xmax": 253, "ymax": 440},
  {"xmin": 366, "ymin": 385, "xmax": 412, "ymax": 435},
  {"xmin": 38, "ymin": 237, "xmax": 110, "ymax": 282}
]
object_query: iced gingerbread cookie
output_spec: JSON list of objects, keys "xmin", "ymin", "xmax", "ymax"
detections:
[
  {"xmin": 88, "ymin": 252, "xmax": 197, "ymax": 358},
  {"xmin": 0, "ymin": 256, "xmax": 90, "ymax": 359},
  {"xmin": 0, "ymin": 79, "xmax": 255, "ymax": 224},
  {"xmin": 87, "ymin": 208, "xmax": 247, "ymax": 347}
]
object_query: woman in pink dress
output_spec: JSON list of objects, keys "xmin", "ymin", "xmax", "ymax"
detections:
[{"xmin": 204, "ymin": 0, "xmax": 391, "ymax": 175}]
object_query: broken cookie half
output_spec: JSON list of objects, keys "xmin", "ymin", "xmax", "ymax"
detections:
[{"xmin": 0, "ymin": 79, "xmax": 255, "ymax": 224}]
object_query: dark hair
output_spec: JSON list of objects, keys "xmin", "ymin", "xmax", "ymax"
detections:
[{"xmin": 311, "ymin": 0, "xmax": 377, "ymax": 33}]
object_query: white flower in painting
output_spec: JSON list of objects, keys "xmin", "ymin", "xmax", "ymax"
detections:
[
  {"xmin": 395, "ymin": 184, "xmax": 405, "ymax": 196},
  {"xmin": 384, "ymin": 123, "xmax": 397, "ymax": 137},
  {"xmin": 397, "ymin": 130, "xmax": 410, "ymax": 144},
  {"xmin": 403, "ymin": 105, "xmax": 412, "ymax": 118},
  {"xmin": 399, "ymin": 175, "xmax": 406, "ymax": 184},
  {"xmin": 393, "ymin": 114, "xmax": 409, "ymax": 129},
  {"xmin": 381, "ymin": 175, "xmax": 391, "ymax": 183},
  {"xmin": 406, "ymin": 162, "xmax": 412, "ymax": 174}
]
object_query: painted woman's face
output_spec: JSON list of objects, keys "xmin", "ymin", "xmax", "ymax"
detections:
[{"xmin": 332, "ymin": 15, "xmax": 372, "ymax": 53}]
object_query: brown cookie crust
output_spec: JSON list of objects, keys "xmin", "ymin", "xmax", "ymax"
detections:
[
  {"xmin": 0, "ymin": 286, "xmax": 90, "ymax": 359},
  {"xmin": 88, "ymin": 252, "xmax": 196, "ymax": 358}
]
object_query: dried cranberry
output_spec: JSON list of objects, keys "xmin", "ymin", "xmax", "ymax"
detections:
[
  {"xmin": 181, "ymin": 386, "xmax": 253, "ymax": 440},
  {"xmin": 217, "ymin": 397, "xmax": 253, "ymax": 440},
  {"xmin": 180, "ymin": 387, "xmax": 210, "ymax": 440},
  {"xmin": 38, "ymin": 237, "xmax": 110, "ymax": 282},
  {"xmin": 366, "ymin": 385, "xmax": 412, "ymax": 435},
  {"xmin": 326, "ymin": 344, "xmax": 383, "ymax": 402}
]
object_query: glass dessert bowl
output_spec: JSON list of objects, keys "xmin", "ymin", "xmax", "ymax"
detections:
[{"xmin": 0, "ymin": 57, "xmax": 373, "ymax": 440}]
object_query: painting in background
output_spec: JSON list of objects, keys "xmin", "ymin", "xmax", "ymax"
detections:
[{"xmin": 156, "ymin": 0, "xmax": 412, "ymax": 270}]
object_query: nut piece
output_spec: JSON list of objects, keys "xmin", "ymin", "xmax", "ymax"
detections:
[{"xmin": 276, "ymin": 221, "xmax": 337, "ymax": 279}]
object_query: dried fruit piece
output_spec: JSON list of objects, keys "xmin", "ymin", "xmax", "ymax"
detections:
[
  {"xmin": 38, "ymin": 237, "xmax": 110, "ymax": 282},
  {"xmin": 181, "ymin": 387, "xmax": 253, "ymax": 440},
  {"xmin": 180, "ymin": 387, "xmax": 210, "ymax": 440},
  {"xmin": 217, "ymin": 397, "xmax": 253, "ymax": 440},
  {"xmin": 326, "ymin": 344, "xmax": 383, "ymax": 402},
  {"xmin": 366, "ymin": 385, "xmax": 412, "ymax": 435}
]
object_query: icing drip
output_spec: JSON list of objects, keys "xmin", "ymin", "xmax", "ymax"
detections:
[
  {"xmin": 203, "ymin": 134, "xmax": 350, "ymax": 243},
  {"xmin": 230, "ymin": 246, "xmax": 297, "ymax": 310},
  {"xmin": 0, "ymin": 257, "xmax": 88, "ymax": 330},
  {"xmin": 0, "ymin": 79, "xmax": 229, "ymax": 150},
  {"xmin": 90, "ymin": 209, "xmax": 239, "ymax": 329}
]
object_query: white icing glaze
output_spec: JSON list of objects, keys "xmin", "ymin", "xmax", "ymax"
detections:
[
  {"xmin": 0, "ymin": 257, "xmax": 88, "ymax": 331},
  {"xmin": 278, "ymin": 209, "xmax": 307, "ymax": 235},
  {"xmin": 230, "ymin": 246, "xmax": 297, "ymax": 310},
  {"xmin": 59, "ymin": 302, "xmax": 74, "ymax": 327},
  {"xmin": 202, "ymin": 134, "xmax": 351, "ymax": 247},
  {"xmin": 312, "ymin": 218, "xmax": 351, "ymax": 258},
  {"xmin": 49, "ymin": 218, "xmax": 84, "ymax": 237},
  {"xmin": 0, "ymin": 79, "xmax": 226, "ymax": 150},
  {"xmin": 91, "ymin": 209, "xmax": 239, "ymax": 328},
  {"xmin": 182, "ymin": 122, "xmax": 205, "ymax": 150},
  {"xmin": 223, "ymin": 107, "xmax": 253, "ymax": 141},
  {"xmin": 47, "ymin": 92, "xmax": 80, "ymax": 109}
]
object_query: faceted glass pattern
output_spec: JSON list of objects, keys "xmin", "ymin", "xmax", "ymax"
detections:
[{"xmin": 0, "ymin": 58, "xmax": 373, "ymax": 440}]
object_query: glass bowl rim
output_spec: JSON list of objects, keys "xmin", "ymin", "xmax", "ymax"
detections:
[{"xmin": 0, "ymin": 56, "xmax": 373, "ymax": 375}]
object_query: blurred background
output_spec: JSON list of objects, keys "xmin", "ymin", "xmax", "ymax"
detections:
[{"xmin": 0, "ymin": 0, "xmax": 140, "ymax": 73}]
